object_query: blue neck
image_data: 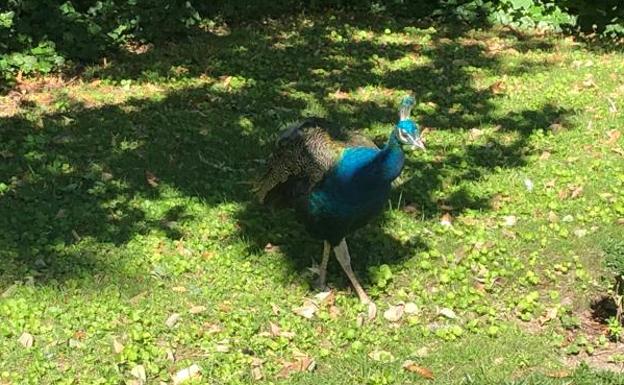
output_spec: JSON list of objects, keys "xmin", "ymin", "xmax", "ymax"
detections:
[{"xmin": 372, "ymin": 128, "xmax": 405, "ymax": 182}]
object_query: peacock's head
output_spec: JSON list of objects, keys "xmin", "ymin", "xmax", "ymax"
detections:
[
  {"xmin": 395, "ymin": 119, "xmax": 425, "ymax": 150},
  {"xmin": 395, "ymin": 95, "xmax": 425, "ymax": 150}
]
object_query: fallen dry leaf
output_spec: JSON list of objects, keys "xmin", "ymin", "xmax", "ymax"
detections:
[
  {"xmin": 18, "ymin": 332, "xmax": 34, "ymax": 348},
  {"xmin": 438, "ymin": 307, "xmax": 457, "ymax": 319},
  {"xmin": 166, "ymin": 348, "xmax": 176, "ymax": 362},
  {"xmin": 413, "ymin": 346, "xmax": 430, "ymax": 358},
  {"xmin": 539, "ymin": 307, "xmax": 559, "ymax": 325},
  {"xmin": 215, "ymin": 342, "xmax": 230, "ymax": 353},
  {"xmin": 574, "ymin": 228, "xmax": 588, "ymax": 238},
  {"xmin": 402, "ymin": 360, "xmax": 434, "ymax": 380},
  {"xmin": 548, "ymin": 211, "xmax": 558, "ymax": 223},
  {"xmin": 277, "ymin": 355, "xmax": 316, "ymax": 378},
  {"xmin": 269, "ymin": 322, "xmax": 281, "ymax": 337},
  {"xmin": 292, "ymin": 300, "xmax": 318, "ymax": 319},
  {"xmin": 544, "ymin": 179, "xmax": 556, "ymax": 189},
  {"xmin": 145, "ymin": 170, "xmax": 159, "ymax": 187},
  {"xmin": 189, "ymin": 305, "xmax": 207, "ymax": 314},
  {"xmin": 468, "ymin": 128, "xmax": 483, "ymax": 140},
  {"xmin": 403, "ymin": 204, "xmax": 419, "ymax": 215},
  {"xmin": 314, "ymin": 290, "xmax": 336, "ymax": 306},
  {"xmin": 172, "ymin": 364, "xmax": 202, "ymax": 385},
  {"xmin": 489, "ymin": 80, "xmax": 505, "ymax": 94},
  {"xmin": 383, "ymin": 304, "xmax": 405, "ymax": 322},
  {"xmin": 332, "ymin": 89, "xmax": 349, "ymax": 100},
  {"xmin": 503, "ymin": 215, "xmax": 517, "ymax": 227},
  {"xmin": 271, "ymin": 304, "xmax": 281, "ymax": 315},
  {"xmin": 264, "ymin": 243, "xmax": 281, "ymax": 253},
  {"xmin": 570, "ymin": 185, "xmax": 583, "ymax": 199},
  {"xmin": 251, "ymin": 358, "xmax": 264, "ymax": 381},
  {"xmin": 165, "ymin": 313, "xmax": 181, "ymax": 328},
  {"xmin": 404, "ymin": 302, "xmax": 419, "ymax": 315},
  {"xmin": 539, "ymin": 151, "xmax": 551, "ymax": 160},
  {"xmin": 368, "ymin": 350, "xmax": 395, "ymax": 362},
  {"xmin": 440, "ymin": 213, "xmax": 452, "ymax": 226},
  {"xmin": 113, "ymin": 338, "xmax": 124, "ymax": 354},
  {"xmin": 130, "ymin": 365, "xmax": 146, "ymax": 384},
  {"xmin": 606, "ymin": 129, "xmax": 621, "ymax": 145}
]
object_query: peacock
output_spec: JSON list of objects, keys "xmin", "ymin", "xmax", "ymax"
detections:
[{"xmin": 255, "ymin": 96, "xmax": 425, "ymax": 317}]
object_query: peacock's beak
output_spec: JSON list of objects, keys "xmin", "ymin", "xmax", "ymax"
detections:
[{"xmin": 411, "ymin": 137, "xmax": 426, "ymax": 151}]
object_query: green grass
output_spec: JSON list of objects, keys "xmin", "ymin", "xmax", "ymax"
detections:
[{"xmin": 1, "ymin": 13, "xmax": 624, "ymax": 385}]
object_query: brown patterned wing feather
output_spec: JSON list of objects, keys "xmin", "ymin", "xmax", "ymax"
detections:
[{"xmin": 255, "ymin": 118, "xmax": 344, "ymax": 205}]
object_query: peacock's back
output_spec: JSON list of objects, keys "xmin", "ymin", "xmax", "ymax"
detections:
[{"xmin": 254, "ymin": 118, "xmax": 376, "ymax": 207}]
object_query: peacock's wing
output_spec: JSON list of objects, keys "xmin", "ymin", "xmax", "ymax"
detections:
[
  {"xmin": 344, "ymin": 131, "xmax": 377, "ymax": 149},
  {"xmin": 255, "ymin": 118, "xmax": 346, "ymax": 205}
]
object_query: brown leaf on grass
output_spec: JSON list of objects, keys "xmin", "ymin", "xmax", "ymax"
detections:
[
  {"xmin": 18, "ymin": 332, "xmax": 34, "ymax": 348},
  {"xmin": 172, "ymin": 364, "xmax": 202, "ymax": 385},
  {"xmin": 402, "ymin": 204, "xmax": 419, "ymax": 215},
  {"xmin": 548, "ymin": 211, "xmax": 558, "ymax": 223},
  {"xmin": 113, "ymin": 338, "xmax": 124, "ymax": 354},
  {"xmin": 73, "ymin": 330, "xmax": 86, "ymax": 340},
  {"xmin": 468, "ymin": 128, "xmax": 483, "ymax": 140},
  {"xmin": 204, "ymin": 323, "xmax": 222, "ymax": 334},
  {"xmin": 440, "ymin": 213, "xmax": 452, "ymax": 226},
  {"xmin": 558, "ymin": 189, "xmax": 569, "ymax": 199},
  {"xmin": 606, "ymin": 129, "xmax": 621, "ymax": 145},
  {"xmin": 269, "ymin": 322, "xmax": 281, "ymax": 337},
  {"xmin": 570, "ymin": 185, "xmax": 583, "ymax": 199},
  {"xmin": 402, "ymin": 360, "xmax": 434, "ymax": 380},
  {"xmin": 250, "ymin": 358, "xmax": 264, "ymax": 381},
  {"xmin": 165, "ymin": 313, "xmax": 181, "ymax": 328},
  {"xmin": 292, "ymin": 300, "xmax": 318, "ymax": 319},
  {"xmin": 145, "ymin": 171, "xmax": 159, "ymax": 187},
  {"xmin": 130, "ymin": 365, "xmax": 147, "ymax": 384},
  {"xmin": 368, "ymin": 350, "xmax": 395, "ymax": 362},
  {"xmin": 277, "ymin": 356, "xmax": 316, "ymax": 378},
  {"xmin": 264, "ymin": 243, "xmax": 281, "ymax": 253},
  {"xmin": 383, "ymin": 304, "xmax": 405, "ymax": 322},
  {"xmin": 614, "ymin": 147, "xmax": 624, "ymax": 157},
  {"xmin": 582, "ymin": 75, "xmax": 596, "ymax": 88},
  {"xmin": 328, "ymin": 305, "xmax": 341, "ymax": 319},
  {"xmin": 189, "ymin": 305, "xmax": 207, "ymax": 314},
  {"xmin": 616, "ymin": 218, "xmax": 624, "ymax": 225},
  {"xmin": 539, "ymin": 307, "xmax": 559, "ymax": 325},
  {"xmin": 314, "ymin": 290, "xmax": 336, "ymax": 306},
  {"xmin": 332, "ymin": 89, "xmax": 349, "ymax": 100},
  {"xmin": 539, "ymin": 151, "xmax": 551, "ymax": 160},
  {"xmin": 489, "ymin": 80, "xmax": 505, "ymax": 95},
  {"xmin": 271, "ymin": 303, "xmax": 281, "ymax": 315},
  {"xmin": 544, "ymin": 179, "xmax": 556, "ymax": 189}
]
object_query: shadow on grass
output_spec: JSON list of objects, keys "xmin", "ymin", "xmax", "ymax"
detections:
[{"xmin": 0, "ymin": 14, "xmax": 569, "ymax": 289}]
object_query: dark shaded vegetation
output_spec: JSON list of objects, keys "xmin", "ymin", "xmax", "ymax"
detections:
[
  {"xmin": 1, "ymin": 0, "xmax": 622, "ymax": 88},
  {"xmin": 0, "ymin": 11, "xmax": 569, "ymax": 290}
]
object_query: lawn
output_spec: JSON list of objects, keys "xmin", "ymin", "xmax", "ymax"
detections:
[{"xmin": 1, "ymin": 12, "xmax": 624, "ymax": 385}]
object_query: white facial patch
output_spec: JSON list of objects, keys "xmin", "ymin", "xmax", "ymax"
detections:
[{"xmin": 397, "ymin": 129, "xmax": 410, "ymax": 143}]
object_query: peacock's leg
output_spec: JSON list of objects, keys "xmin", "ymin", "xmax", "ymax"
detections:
[
  {"xmin": 315, "ymin": 241, "xmax": 331, "ymax": 290},
  {"xmin": 333, "ymin": 239, "xmax": 377, "ymax": 319}
]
